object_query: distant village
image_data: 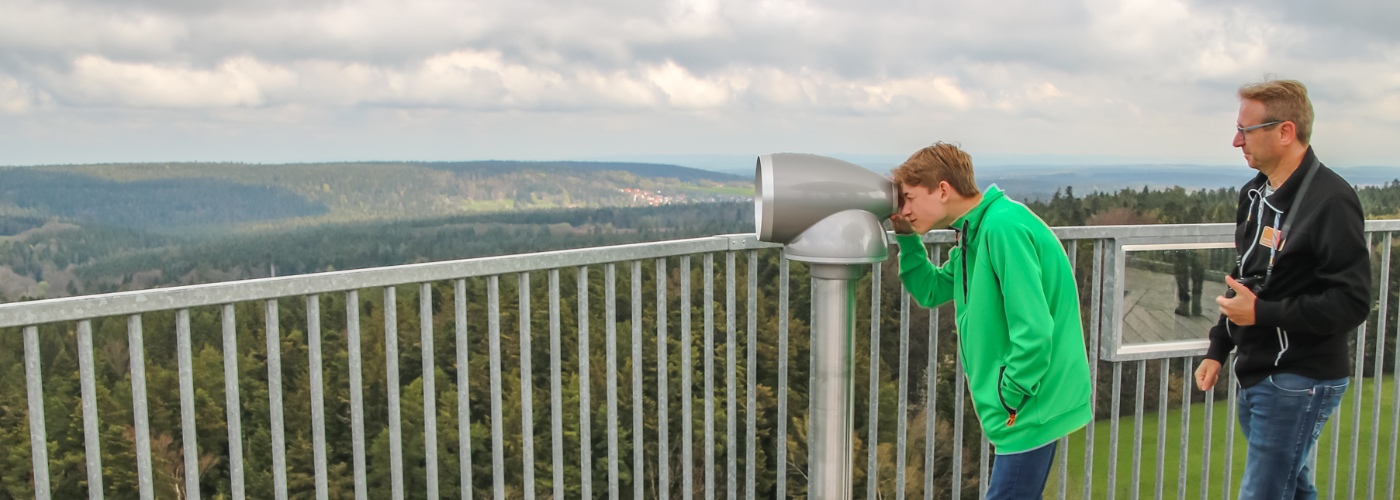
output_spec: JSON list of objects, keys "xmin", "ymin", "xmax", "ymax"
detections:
[
  {"xmin": 620, "ymin": 188, "xmax": 687, "ymax": 206},
  {"xmin": 620, "ymin": 187, "xmax": 750, "ymax": 206}
]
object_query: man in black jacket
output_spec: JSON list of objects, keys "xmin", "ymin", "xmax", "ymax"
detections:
[{"xmin": 1195, "ymin": 79, "xmax": 1370, "ymax": 500}]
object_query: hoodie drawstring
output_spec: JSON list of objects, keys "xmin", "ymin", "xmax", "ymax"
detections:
[{"xmin": 1239, "ymin": 186, "xmax": 1294, "ymax": 365}]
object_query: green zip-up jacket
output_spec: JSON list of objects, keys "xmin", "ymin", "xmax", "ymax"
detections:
[{"xmin": 895, "ymin": 186, "xmax": 1092, "ymax": 453}]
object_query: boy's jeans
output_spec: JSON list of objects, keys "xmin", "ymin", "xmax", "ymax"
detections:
[
  {"xmin": 1237, "ymin": 373, "xmax": 1348, "ymax": 500},
  {"xmin": 986, "ymin": 440, "xmax": 1058, "ymax": 500}
]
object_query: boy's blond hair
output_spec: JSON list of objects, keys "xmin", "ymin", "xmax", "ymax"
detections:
[{"xmin": 892, "ymin": 142, "xmax": 980, "ymax": 197}]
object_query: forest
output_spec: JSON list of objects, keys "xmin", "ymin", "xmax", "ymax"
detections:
[
  {"xmin": 0, "ymin": 202, "xmax": 753, "ymax": 300},
  {"xmin": 4, "ymin": 181, "xmax": 1400, "ymax": 500}
]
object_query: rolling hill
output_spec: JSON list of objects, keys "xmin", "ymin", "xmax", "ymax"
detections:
[{"xmin": 0, "ymin": 160, "xmax": 752, "ymax": 233}]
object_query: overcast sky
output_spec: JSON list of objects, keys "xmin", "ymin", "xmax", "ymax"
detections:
[{"xmin": 1, "ymin": 0, "xmax": 1396, "ymax": 169}]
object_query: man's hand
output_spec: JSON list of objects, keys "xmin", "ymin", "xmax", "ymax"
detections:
[
  {"xmin": 1216, "ymin": 276, "xmax": 1257, "ymax": 326},
  {"xmin": 890, "ymin": 214, "xmax": 915, "ymax": 235},
  {"xmin": 1195, "ymin": 358, "xmax": 1221, "ymax": 391}
]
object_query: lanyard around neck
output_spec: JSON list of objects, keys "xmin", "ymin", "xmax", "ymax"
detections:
[{"xmin": 1252, "ymin": 156, "xmax": 1321, "ymax": 287}]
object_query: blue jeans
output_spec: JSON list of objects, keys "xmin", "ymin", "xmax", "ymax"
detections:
[
  {"xmin": 986, "ymin": 440, "xmax": 1058, "ymax": 500},
  {"xmin": 1236, "ymin": 373, "xmax": 1348, "ymax": 500}
]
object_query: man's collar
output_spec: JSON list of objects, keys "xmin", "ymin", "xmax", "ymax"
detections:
[
  {"xmin": 951, "ymin": 185, "xmax": 1003, "ymax": 234},
  {"xmin": 1260, "ymin": 147, "xmax": 1317, "ymax": 207},
  {"xmin": 1260, "ymin": 145, "xmax": 1314, "ymax": 189}
]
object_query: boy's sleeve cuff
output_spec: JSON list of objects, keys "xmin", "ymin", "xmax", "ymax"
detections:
[{"xmin": 894, "ymin": 233, "xmax": 926, "ymax": 256}]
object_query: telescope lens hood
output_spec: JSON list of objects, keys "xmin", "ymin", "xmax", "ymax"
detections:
[{"xmin": 755, "ymin": 153, "xmax": 897, "ymax": 245}]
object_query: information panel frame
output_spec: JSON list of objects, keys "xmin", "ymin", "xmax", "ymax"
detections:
[{"xmin": 1100, "ymin": 235, "xmax": 1237, "ymax": 361}]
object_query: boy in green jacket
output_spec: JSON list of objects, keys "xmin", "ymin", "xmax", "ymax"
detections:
[{"xmin": 890, "ymin": 143, "xmax": 1093, "ymax": 499}]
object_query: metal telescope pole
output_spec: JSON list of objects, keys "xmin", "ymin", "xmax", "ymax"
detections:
[{"xmin": 807, "ymin": 263, "xmax": 860, "ymax": 500}]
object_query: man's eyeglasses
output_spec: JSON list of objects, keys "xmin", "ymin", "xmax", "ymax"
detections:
[{"xmin": 1236, "ymin": 120, "xmax": 1282, "ymax": 135}]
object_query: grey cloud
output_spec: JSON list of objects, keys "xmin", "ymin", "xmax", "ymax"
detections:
[
  {"xmin": 53, "ymin": 0, "xmax": 347, "ymax": 17},
  {"xmin": 0, "ymin": 0, "xmax": 1396, "ymax": 165},
  {"xmin": 0, "ymin": 0, "xmax": 1268, "ymax": 79},
  {"xmin": 0, "ymin": 0, "xmax": 1112, "ymax": 73},
  {"xmin": 4, "ymin": 0, "xmax": 1388, "ymax": 75},
  {"xmin": 1242, "ymin": 0, "xmax": 1400, "ymax": 43}
]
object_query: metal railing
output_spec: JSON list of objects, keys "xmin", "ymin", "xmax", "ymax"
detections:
[{"xmin": 6, "ymin": 222, "xmax": 1400, "ymax": 500}]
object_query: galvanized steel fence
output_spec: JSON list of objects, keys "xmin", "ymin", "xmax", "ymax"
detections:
[{"xmin": 7, "ymin": 222, "xmax": 1400, "ymax": 500}]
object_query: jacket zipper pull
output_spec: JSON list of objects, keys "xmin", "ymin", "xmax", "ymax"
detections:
[{"xmin": 1006, "ymin": 411, "xmax": 1017, "ymax": 427}]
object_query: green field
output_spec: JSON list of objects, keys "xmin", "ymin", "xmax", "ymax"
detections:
[{"xmin": 1042, "ymin": 377, "xmax": 1400, "ymax": 499}]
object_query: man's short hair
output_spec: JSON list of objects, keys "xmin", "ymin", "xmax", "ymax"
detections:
[
  {"xmin": 1239, "ymin": 79, "xmax": 1314, "ymax": 145},
  {"xmin": 892, "ymin": 142, "xmax": 980, "ymax": 197}
]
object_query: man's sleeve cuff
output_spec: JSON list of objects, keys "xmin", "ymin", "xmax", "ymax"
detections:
[
  {"xmin": 1204, "ymin": 344, "xmax": 1231, "ymax": 363},
  {"xmin": 1254, "ymin": 299, "xmax": 1284, "ymax": 328},
  {"xmin": 1204, "ymin": 322, "xmax": 1232, "ymax": 362}
]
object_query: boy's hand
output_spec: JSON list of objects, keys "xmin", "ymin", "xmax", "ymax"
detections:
[{"xmin": 890, "ymin": 214, "xmax": 915, "ymax": 235}]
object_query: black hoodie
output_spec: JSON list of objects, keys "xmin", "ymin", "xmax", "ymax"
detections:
[{"xmin": 1205, "ymin": 147, "xmax": 1371, "ymax": 388}]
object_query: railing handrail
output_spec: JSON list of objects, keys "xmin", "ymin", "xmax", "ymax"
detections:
[
  {"xmin": 6, "ymin": 220, "xmax": 1398, "ymax": 328},
  {"xmin": 0, "ymin": 234, "xmax": 776, "ymax": 328}
]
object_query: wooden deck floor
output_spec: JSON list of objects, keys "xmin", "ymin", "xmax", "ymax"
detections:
[{"xmin": 1121, "ymin": 266, "xmax": 1227, "ymax": 345}]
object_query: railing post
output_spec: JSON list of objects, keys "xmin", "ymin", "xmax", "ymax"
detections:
[
  {"xmin": 23, "ymin": 325, "xmax": 50, "ymax": 500},
  {"xmin": 866, "ymin": 263, "xmax": 882, "ymax": 500},
  {"xmin": 176, "ymin": 309, "xmax": 200, "ymax": 500},
  {"xmin": 456, "ymin": 279, "xmax": 473, "ymax": 500},
  {"xmin": 79, "ymin": 318, "xmax": 104, "ymax": 500},
  {"xmin": 777, "ymin": 257, "xmax": 790, "ymax": 500},
  {"xmin": 420, "ymin": 283, "xmax": 439, "ymax": 500},
  {"xmin": 267, "ymin": 299, "xmax": 289, "ymax": 500},
  {"xmin": 131, "ymin": 314, "xmax": 155, "ymax": 500},
  {"xmin": 308, "ymin": 295, "xmax": 329, "ymax": 500}
]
